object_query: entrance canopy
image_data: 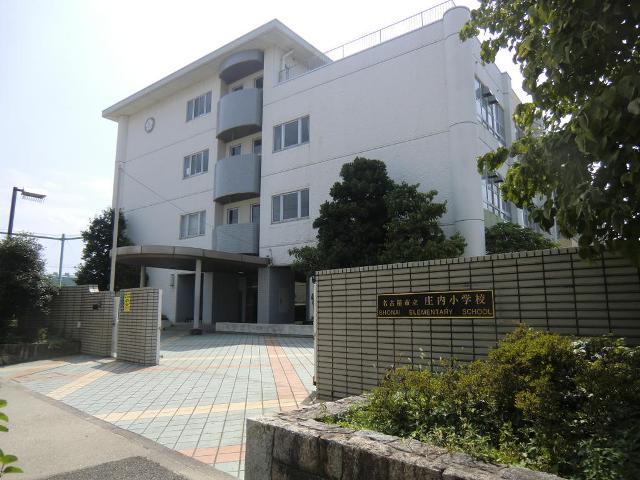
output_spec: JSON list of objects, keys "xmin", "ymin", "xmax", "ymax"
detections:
[{"xmin": 115, "ymin": 245, "xmax": 270, "ymax": 272}]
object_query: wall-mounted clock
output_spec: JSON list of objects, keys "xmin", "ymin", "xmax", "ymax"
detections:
[{"xmin": 144, "ymin": 117, "xmax": 155, "ymax": 133}]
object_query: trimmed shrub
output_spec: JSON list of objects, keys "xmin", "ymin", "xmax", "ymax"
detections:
[{"xmin": 330, "ymin": 326, "xmax": 640, "ymax": 479}]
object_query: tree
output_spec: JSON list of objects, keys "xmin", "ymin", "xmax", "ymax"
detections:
[
  {"xmin": 290, "ymin": 158, "xmax": 465, "ymax": 273},
  {"xmin": 76, "ymin": 208, "xmax": 139, "ymax": 291},
  {"xmin": 308, "ymin": 157, "xmax": 395, "ymax": 269},
  {"xmin": 460, "ymin": 1, "xmax": 640, "ymax": 263},
  {"xmin": 0, "ymin": 236, "xmax": 54, "ymax": 342},
  {"xmin": 485, "ymin": 222, "xmax": 558, "ymax": 255},
  {"xmin": 380, "ymin": 183, "xmax": 466, "ymax": 263}
]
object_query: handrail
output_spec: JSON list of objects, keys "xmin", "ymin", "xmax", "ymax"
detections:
[{"xmin": 277, "ymin": 1, "xmax": 456, "ymax": 83}]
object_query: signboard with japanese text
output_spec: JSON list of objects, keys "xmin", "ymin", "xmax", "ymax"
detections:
[
  {"xmin": 122, "ymin": 291, "xmax": 131, "ymax": 313},
  {"xmin": 377, "ymin": 289, "xmax": 495, "ymax": 319}
]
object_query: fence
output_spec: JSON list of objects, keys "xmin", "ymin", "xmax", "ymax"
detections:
[{"xmin": 315, "ymin": 247, "xmax": 640, "ymax": 400}]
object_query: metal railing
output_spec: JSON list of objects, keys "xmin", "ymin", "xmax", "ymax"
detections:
[{"xmin": 277, "ymin": 0, "xmax": 456, "ymax": 83}]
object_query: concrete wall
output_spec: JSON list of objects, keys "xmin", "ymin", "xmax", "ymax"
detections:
[
  {"xmin": 315, "ymin": 248, "xmax": 640, "ymax": 400},
  {"xmin": 116, "ymin": 288, "xmax": 161, "ymax": 365},
  {"xmin": 245, "ymin": 396, "xmax": 562, "ymax": 480}
]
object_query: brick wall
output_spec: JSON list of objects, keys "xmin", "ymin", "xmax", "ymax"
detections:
[
  {"xmin": 48, "ymin": 285, "xmax": 98, "ymax": 340},
  {"xmin": 116, "ymin": 288, "xmax": 161, "ymax": 365},
  {"xmin": 315, "ymin": 248, "xmax": 640, "ymax": 400},
  {"xmin": 80, "ymin": 291, "xmax": 115, "ymax": 356}
]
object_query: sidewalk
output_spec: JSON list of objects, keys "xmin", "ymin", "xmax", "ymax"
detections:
[{"xmin": 0, "ymin": 380, "xmax": 233, "ymax": 480}]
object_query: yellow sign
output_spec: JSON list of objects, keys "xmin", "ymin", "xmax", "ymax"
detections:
[{"xmin": 123, "ymin": 291, "xmax": 131, "ymax": 313}]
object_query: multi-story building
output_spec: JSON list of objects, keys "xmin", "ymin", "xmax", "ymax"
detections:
[{"xmin": 103, "ymin": 3, "xmax": 543, "ymax": 328}]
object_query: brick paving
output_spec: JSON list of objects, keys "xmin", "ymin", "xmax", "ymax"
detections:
[{"xmin": 3, "ymin": 332, "xmax": 315, "ymax": 479}]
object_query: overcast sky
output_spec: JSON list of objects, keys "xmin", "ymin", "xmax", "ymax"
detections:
[{"xmin": 0, "ymin": 0, "xmax": 524, "ymax": 276}]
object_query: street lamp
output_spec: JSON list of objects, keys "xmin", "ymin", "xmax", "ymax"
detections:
[{"xmin": 7, "ymin": 187, "xmax": 46, "ymax": 237}]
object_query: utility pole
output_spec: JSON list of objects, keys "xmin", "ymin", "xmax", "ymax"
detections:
[
  {"xmin": 58, "ymin": 233, "xmax": 66, "ymax": 287},
  {"xmin": 7, "ymin": 187, "xmax": 46, "ymax": 237}
]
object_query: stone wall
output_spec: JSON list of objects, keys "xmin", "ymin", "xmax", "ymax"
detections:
[
  {"xmin": 116, "ymin": 288, "xmax": 161, "ymax": 365},
  {"xmin": 245, "ymin": 397, "xmax": 563, "ymax": 480},
  {"xmin": 315, "ymin": 248, "xmax": 640, "ymax": 400}
]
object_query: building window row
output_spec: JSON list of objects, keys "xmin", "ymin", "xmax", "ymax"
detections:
[
  {"xmin": 475, "ymin": 78, "xmax": 505, "ymax": 144},
  {"xmin": 183, "ymin": 149, "xmax": 209, "ymax": 178},
  {"xmin": 179, "ymin": 210, "xmax": 206, "ymax": 239},
  {"xmin": 273, "ymin": 116, "xmax": 309, "ymax": 152},
  {"xmin": 482, "ymin": 175, "xmax": 511, "ymax": 222},
  {"xmin": 186, "ymin": 91, "xmax": 212, "ymax": 122},
  {"xmin": 272, "ymin": 188, "xmax": 309, "ymax": 223}
]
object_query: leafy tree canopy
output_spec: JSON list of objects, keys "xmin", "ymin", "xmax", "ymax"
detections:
[
  {"xmin": 460, "ymin": 1, "xmax": 640, "ymax": 263},
  {"xmin": 75, "ymin": 208, "xmax": 139, "ymax": 291},
  {"xmin": 485, "ymin": 222, "xmax": 558, "ymax": 255},
  {"xmin": 290, "ymin": 158, "xmax": 466, "ymax": 273},
  {"xmin": 0, "ymin": 235, "xmax": 54, "ymax": 342}
]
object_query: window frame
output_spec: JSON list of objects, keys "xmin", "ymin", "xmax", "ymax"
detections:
[
  {"xmin": 273, "ymin": 115, "xmax": 310, "ymax": 152},
  {"xmin": 179, "ymin": 210, "xmax": 207, "ymax": 239},
  {"xmin": 183, "ymin": 149, "xmax": 209, "ymax": 179},
  {"xmin": 229, "ymin": 144, "xmax": 242, "ymax": 157},
  {"xmin": 271, "ymin": 188, "xmax": 310, "ymax": 223},
  {"xmin": 250, "ymin": 203, "xmax": 260, "ymax": 224},
  {"xmin": 254, "ymin": 76, "xmax": 263, "ymax": 89},
  {"xmin": 226, "ymin": 207, "xmax": 239, "ymax": 225},
  {"xmin": 186, "ymin": 91, "xmax": 212, "ymax": 122},
  {"xmin": 481, "ymin": 175, "xmax": 511, "ymax": 222},
  {"xmin": 474, "ymin": 78, "xmax": 506, "ymax": 146}
]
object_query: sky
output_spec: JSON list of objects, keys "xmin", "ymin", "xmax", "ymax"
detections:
[{"xmin": 0, "ymin": 0, "xmax": 525, "ymax": 276}]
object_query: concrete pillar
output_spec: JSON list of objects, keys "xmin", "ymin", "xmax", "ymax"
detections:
[
  {"xmin": 257, "ymin": 266, "xmax": 294, "ymax": 324},
  {"xmin": 443, "ymin": 6, "xmax": 486, "ymax": 256},
  {"xmin": 193, "ymin": 259, "xmax": 202, "ymax": 331},
  {"xmin": 202, "ymin": 272, "xmax": 214, "ymax": 329}
]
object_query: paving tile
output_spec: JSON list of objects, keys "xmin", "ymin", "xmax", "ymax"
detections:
[{"xmin": 11, "ymin": 332, "xmax": 314, "ymax": 480}]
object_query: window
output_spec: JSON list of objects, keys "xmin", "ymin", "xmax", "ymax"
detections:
[
  {"xmin": 232, "ymin": 85, "xmax": 243, "ymax": 92},
  {"xmin": 179, "ymin": 211, "xmax": 206, "ymax": 239},
  {"xmin": 482, "ymin": 175, "xmax": 511, "ymax": 221},
  {"xmin": 251, "ymin": 204, "xmax": 260, "ymax": 224},
  {"xmin": 273, "ymin": 116, "xmax": 310, "ymax": 152},
  {"xmin": 271, "ymin": 189, "xmax": 309, "ymax": 223},
  {"xmin": 475, "ymin": 78, "xmax": 505, "ymax": 145},
  {"xmin": 226, "ymin": 208, "xmax": 239, "ymax": 225},
  {"xmin": 230, "ymin": 144, "xmax": 242, "ymax": 156},
  {"xmin": 254, "ymin": 76, "xmax": 263, "ymax": 89},
  {"xmin": 253, "ymin": 139, "xmax": 262, "ymax": 155},
  {"xmin": 183, "ymin": 149, "xmax": 209, "ymax": 178},
  {"xmin": 186, "ymin": 91, "xmax": 212, "ymax": 121}
]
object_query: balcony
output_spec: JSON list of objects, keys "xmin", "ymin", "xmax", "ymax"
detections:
[
  {"xmin": 213, "ymin": 223, "xmax": 259, "ymax": 255},
  {"xmin": 213, "ymin": 153, "xmax": 261, "ymax": 203},
  {"xmin": 219, "ymin": 49, "xmax": 264, "ymax": 84},
  {"xmin": 216, "ymin": 88, "xmax": 263, "ymax": 142}
]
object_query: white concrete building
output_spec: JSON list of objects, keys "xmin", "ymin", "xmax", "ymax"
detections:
[{"xmin": 103, "ymin": 4, "xmax": 542, "ymax": 328}]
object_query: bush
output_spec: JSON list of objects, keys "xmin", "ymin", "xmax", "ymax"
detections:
[
  {"xmin": 485, "ymin": 222, "xmax": 558, "ymax": 254},
  {"xmin": 330, "ymin": 326, "xmax": 640, "ymax": 479},
  {"xmin": 0, "ymin": 236, "xmax": 55, "ymax": 343}
]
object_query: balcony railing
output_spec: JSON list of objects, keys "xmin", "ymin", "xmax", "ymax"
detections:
[
  {"xmin": 213, "ymin": 153, "xmax": 261, "ymax": 203},
  {"xmin": 216, "ymin": 88, "xmax": 263, "ymax": 142},
  {"xmin": 213, "ymin": 223, "xmax": 259, "ymax": 255},
  {"xmin": 277, "ymin": 0, "xmax": 455, "ymax": 83}
]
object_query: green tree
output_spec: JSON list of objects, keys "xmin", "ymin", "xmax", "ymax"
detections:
[
  {"xmin": 0, "ymin": 236, "xmax": 54, "ymax": 342},
  {"xmin": 380, "ymin": 183, "xmax": 465, "ymax": 263},
  {"xmin": 290, "ymin": 158, "xmax": 465, "ymax": 273},
  {"xmin": 75, "ymin": 208, "xmax": 139, "ymax": 291},
  {"xmin": 485, "ymin": 222, "xmax": 558, "ymax": 255},
  {"xmin": 460, "ymin": 1, "xmax": 640, "ymax": 263}
]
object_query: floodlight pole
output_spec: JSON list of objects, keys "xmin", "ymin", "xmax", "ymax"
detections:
[{"xmin": 7, "ymin": 187, "xmax": 19, "ymax": 237}]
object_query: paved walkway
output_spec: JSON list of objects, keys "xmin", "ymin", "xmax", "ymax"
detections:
[{"xmin": 2, "ymin": 332, "xmax": 315, "ymax": 479}]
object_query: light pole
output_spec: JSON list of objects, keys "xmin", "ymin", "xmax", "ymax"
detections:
[{"xmin": 7, "ymin": 187, "xmax": 46, "ymax": 237}]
